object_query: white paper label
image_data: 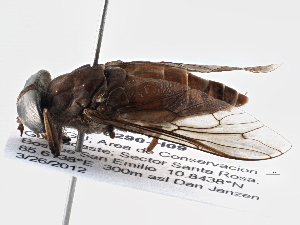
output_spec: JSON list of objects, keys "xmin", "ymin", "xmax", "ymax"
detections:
[{"xmin": 4, "ymin": 127, "xmax": 284, "ymax": 215}]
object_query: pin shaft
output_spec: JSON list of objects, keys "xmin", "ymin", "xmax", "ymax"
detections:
[{"xmin": 62, "ymin": 1, "xmax": 109, "ymax": 224}]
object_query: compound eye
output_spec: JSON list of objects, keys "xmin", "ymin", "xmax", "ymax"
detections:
[{"xmin": 17, "ymin": 70, "xmax": 51, "ymax": 133}]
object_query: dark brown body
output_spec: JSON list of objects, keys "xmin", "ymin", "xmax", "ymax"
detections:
[
  {"xmin": 18, "ymin": 61, "xmax": 290, "ymax": 160},
  {"xmin": 46, "ymin": 61, "xmax": 247, "ymax": 134}
]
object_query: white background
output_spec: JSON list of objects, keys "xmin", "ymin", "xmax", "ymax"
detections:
[{"xmin": 0, "ymin": 0, "xmax": 299, "ymax": 224}]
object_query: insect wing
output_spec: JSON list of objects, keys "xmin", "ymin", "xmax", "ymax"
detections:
[
  {"xmin": 109, "ymin": 107, "xmax": 290, "ymax": 161},
  {"xmin": 106, "ymin": 60, "xmax": 281, "ymax": 74},
  {"xmin": 172, "ymin": 107, "xmax": 291, "ymax": 160},
  {"xmin": 102, "ymin": 61, "xmax": 290, "ymax": 160}
]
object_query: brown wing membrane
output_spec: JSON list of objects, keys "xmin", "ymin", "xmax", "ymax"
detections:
[
  {"xmin": 84, "ymin": 107, "xmax": 291, "ymax": 161},
  {"xmin": 105, "ymin": 60, "xmax": 281, "ymax": 74}
]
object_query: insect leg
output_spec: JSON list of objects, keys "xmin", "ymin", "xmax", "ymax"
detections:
[
  {"xmin": 105, "ymin": 125, "xmax": 115, "ymax": 139},
  {"xmin": 62, "ymin": 132, "xmax": 71, "ymax": 144},
  {"xmin": 16, "ymin": 117, "xmax": 24, "ymax": 136},
  {"xmin": 147, "ymin": 137, "xmax": 159, "ymax": 152}
]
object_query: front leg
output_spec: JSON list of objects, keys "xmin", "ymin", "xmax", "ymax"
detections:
[{"xmin": 17, "ymin": 117, "xmax": 24, "ymax": 136}]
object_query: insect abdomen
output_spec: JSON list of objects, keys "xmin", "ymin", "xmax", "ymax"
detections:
[
  {"xmin": 187, "ymin": 72, "xmax": 248, "ymax": 107},
  {"xmin": 116, "ymin": 62, "xmax": 248, "ymax": 107}
]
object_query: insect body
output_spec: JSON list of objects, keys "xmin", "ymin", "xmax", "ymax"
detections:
[{"xmin": 16, "ymin": 61, "xmax": 291, "ymax": 160}]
